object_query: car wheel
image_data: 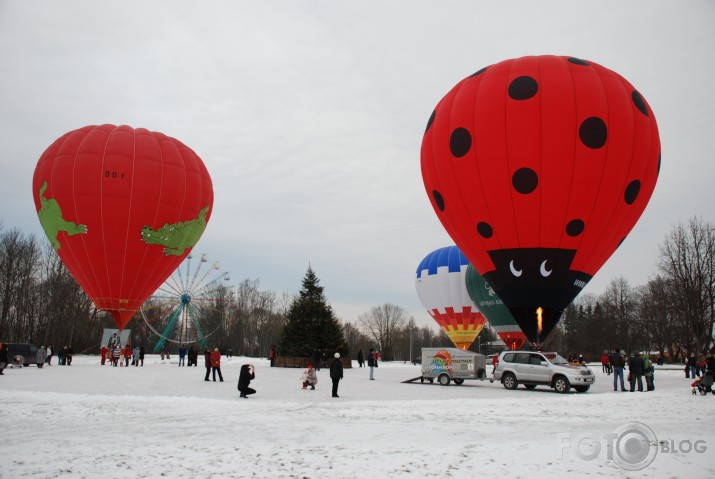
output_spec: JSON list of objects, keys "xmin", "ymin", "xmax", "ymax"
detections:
[
  {"xmin": 453, "ymin": 378, "xmax": 464, "ymax": 385},
  {"xmin": 502, "ymin": 373, "xmax": 518, "ymax": 390},
  {"xmin": 523, "ymin": 384, "xmax": 537, "ymax": 390},
  {"xmin": 553, "ymin": 375, "xmax": 571, "ymax": 393},
  {"xmin": 574, "ymin": 386, "xmax": 590, "ymax": 393},
  {"xmin": 438, "ymin": 373, "xmax": 451, "ymax": 386}
]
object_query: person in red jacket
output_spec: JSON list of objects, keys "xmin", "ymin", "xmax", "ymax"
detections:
[
  {"xmin": 123, "ymin": 344, "xmax": 132, "ymax": 367},
  {"xmin": 100, "ymin": 345, "xmax": 107, "ymax": 365},
  {"xmin": 601, "ymin": 353, "xmax": 610, "ymax": 375},
  {"xmin": 210, "ymin": 348, "xmax": 224, "ymax": 382}
]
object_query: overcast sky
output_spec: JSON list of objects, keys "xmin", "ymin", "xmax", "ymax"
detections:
[{"xmin": 1, "ymin": 1, "xmax": 713, "ymax": 329}]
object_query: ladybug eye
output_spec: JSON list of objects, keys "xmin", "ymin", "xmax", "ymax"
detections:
[
  {"xmin": 540, "ymin": 260, "xmax": 552, "ymax": 277},
  {"xmin": 509, "ymin": 260, "xmax": 523, "ymax": 277}
]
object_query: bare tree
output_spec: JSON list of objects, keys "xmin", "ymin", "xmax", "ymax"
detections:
[
  {"xmin": 599, "ymin": 277, "xmax": 641, "ymax": 356},
  {"xmin": 657, "ymin": 217, "xmax": 715, "ymax": 354},
  {"xmin": 358, "ymin": 303, "xmax": 408, "ymax": 360}
]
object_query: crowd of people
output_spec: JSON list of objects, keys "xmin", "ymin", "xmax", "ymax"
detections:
[{"xmin": 12, "ymin": 337, "xmax": 714, "ymax": 400}]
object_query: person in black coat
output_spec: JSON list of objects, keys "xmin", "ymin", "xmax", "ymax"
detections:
[
  {"xmin": 313, "ymin": 348, "xmax": 322, "ymax": 371},
  {"xmin": 628, "ymin": 352, "xmax": 645, "ymax": 392},
  {"xmin": 357, "ymin": 349, "xmax": 365, "ymax": 368},
  {"xmin": 330, "ymin": 353, "xmax": 343, "ymax": 398},
  {"xmin": 0, "ymin": 343, "xmax": 8, "ymax": 374},
  {"xmin": 238, "ymin": 364, "xmax": 256, "ymax": 398}
]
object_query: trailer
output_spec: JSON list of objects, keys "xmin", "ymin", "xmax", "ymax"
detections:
[{"xmin": 405, "ymin": 348, "xmax": 488, "ymax": 386}]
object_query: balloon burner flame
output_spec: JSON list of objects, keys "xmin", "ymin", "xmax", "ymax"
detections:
[{"xmin": 536, "ymin": 307, "xmax": 543, "ymax": 345}]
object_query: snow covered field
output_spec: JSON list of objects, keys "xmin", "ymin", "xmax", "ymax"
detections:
[{"xmin": 1, "ymin": 355, "xmax": 713, "ymax": 478}]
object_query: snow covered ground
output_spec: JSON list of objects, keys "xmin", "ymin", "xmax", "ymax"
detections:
[{"xmin": 1, "ymin": 355, "xmax": 713, "ymax": 478}]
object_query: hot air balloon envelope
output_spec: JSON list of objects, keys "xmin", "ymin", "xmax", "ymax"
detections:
[
  {"xmin": 465, "ymin": 264, "xmax": 526, "ymax": 351},
  {"xmin": 421, "ymin": 56, "xmax": 660, "ymax": 342},
  {"xmin": 415, "ymin": 246, "xmax": 487, "ymax": 350},
  {"xmin": 33, "ymin": 124, "xmax": 214, "ymax": 330}
]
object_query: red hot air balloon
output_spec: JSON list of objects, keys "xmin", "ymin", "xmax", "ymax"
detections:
[
  {"xmin": 33, "ymin": 125, "xmax": 213, "ymax": 330},
  {"xmin": 421, "ymin": 56, "xmax": 660, "ymax": 343}
]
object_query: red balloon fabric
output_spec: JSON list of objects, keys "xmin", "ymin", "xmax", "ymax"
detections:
[
  {"xmin": 33, "ymin": 125, "xmax": 213, "ymax": 330},
  {"xmin": 421, "ymin": 56, "xmax": 660, "ymax": 342}
]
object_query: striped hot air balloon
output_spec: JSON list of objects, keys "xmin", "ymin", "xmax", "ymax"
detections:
[{"xmin": 415, "ymin": 246, "xmax": 487, "ymax": 350}]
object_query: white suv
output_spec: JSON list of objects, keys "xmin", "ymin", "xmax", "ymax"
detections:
[{"xmin": 493, "ymin": 351, "xmax": 595, "ymax": 393}]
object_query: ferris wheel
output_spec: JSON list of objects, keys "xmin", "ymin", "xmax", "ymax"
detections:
[{"xmin": 140, "ymin": 253, "xmax": 231, "ymax": 352}]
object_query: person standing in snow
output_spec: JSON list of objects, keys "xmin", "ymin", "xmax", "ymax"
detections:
[
  {"xmin": 357, "ymin": 349, "xmax": 365, "ymax": 368},
  {"xmin": 45, "ymin": 345, "xmax": 53, "ymax": 366},
  {"xmin": 238, "ymin": 364, "xmax": 256, "ymax": 398},
  {"xmin": 36, "ymin": 346, "xmax": 46, "ymax": 368},
  {"xmin": 210, "ymin": 347, "xmax": 224, "ymax": 382},
  {"xmin": 330, "ymin": 353, "xmax": 343, "ymax": 398},
  {"xmin": 132, "ymin": 346, "xmax": 140, "ymax": 367},
  {"xmin": 122, "ymin": 344, "xmax": 131, "ymax": 367},
  {"xmin": 178, "ymin": 345, "xmax": 187, "ymax": 367},
  {"xmin": 368, "ymin": 348, "xmax": 376, "ymax": 380},
  {"xmin": 643, "ymin": 355, "xmax": 655, "ymax": 391},
  {"xmin": 0, "ymin": 343, "xmax": 8, "ymax": 375},
  {"xmin": 100, "ymin": 345, "xmax": 107, "ymax": 366},
  {"xmin": 139, "ymin": 346, "xmax": 145, "ymax": 367},
  {"xmin": 269, "ymin": 345, "xmax": 276, "ymax": 367},
  {"xmin": 610, "ymin": 349, "xmax": 626, "ymax": 392},
  {"xmin": 203, "ymin": 348, "xmax": 212, "ymax": 381},
  {"xmin": 628, "ymin": 352, "xmax": 645, "ymax": 392},
  {"xmin": 112, "ymin": 345, "xmax": 121, "ymax": 366}
]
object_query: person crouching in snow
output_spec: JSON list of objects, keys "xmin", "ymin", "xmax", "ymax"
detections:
[
  {"xmin": 301, "ymin": 365, "xmax": 318, "ymax": 390},
  {"xmin": 238, "ymin": 364, "xmax": 256, "ymax": 398}
]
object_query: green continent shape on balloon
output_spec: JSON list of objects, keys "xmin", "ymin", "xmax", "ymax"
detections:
[
  {"xmin": 37, "ymin": 181, "xmax": 88, "ymax": 250},
  {"xmin": 140, "ymin": 206, "xmax": 209, "ymax": 256}
]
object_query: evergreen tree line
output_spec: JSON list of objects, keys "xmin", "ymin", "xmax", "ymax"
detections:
[{"xmin": 3, "ymin": 216, "xmax": 713, "ymax": 362}]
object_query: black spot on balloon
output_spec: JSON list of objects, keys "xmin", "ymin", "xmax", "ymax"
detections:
[
  {"xmin": 469, "ymin": 67, "xmax": 487, "ymax": 78},
  {"xmin": 512, "ymin": 168, "xmax": 538, "ymax": 194},
  {"xmin": 568, "ymin": 57, "xmax": 590, "ymax": 66},
  {"xmin": 632, "ymin": 91, "xmax": 649, "ymax": 117},
  {"xmin": 657, "ymin": 153, "xmax": 661, "ymax": 175},
  {"xmin": 425, "ymin": 110, "xmax": 435, "ymax": 133},
  {"xmin": 579, "ymin": 117, "xmax": 608, "ymax": 149},
  {"xmin": 432, "ymin": 190, "xmax": 445, "ymax": 212},
  {"xmin": 477, "ymin": 222, "xmax": 493, "ymax": 239},
  {"xmin": 624, "ymin": 180, "xmax": 641, "ymax": 205},
  {"xmin": 508, "ymin": 76, "xmax": 538, "ymax": 100},
  {"xmin": 450, "ymin": 128, "xmax": 472, "ymax": 158},
  {"xmin": 566, "ymin": 219, "xmax": 585, "ymax": 237}
]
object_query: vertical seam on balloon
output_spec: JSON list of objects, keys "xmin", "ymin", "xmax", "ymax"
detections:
[
  {"xmin": 77, "ymin": 127, "xmax": 105, "ymax": 308},
  {"xmin": 119, "ymin": 127, "xmax": 138, "ymax": 328},
  {"xmin": 122, "ymin": 129, "xmax": 144, "ymax": 313},
  {"xmin": 99, "ymin": 127, "xmax": 116, "ymax": 323},
  {"xmin": 473, "ymin": 66, "xmax": 501, "ymax": 261},
  {"xmin": 140, "ymin": 132, "xmax": 167, "ymax": 312},
  {"xmin": 537, "ymin": 57, "xmax": 544, "ymax": 249},
  {"xmin": 62, "ymin": 128, "xmax": 94, "ymax": 304},
  {"xmin": 559, "ymin": 57, "xmax": 579, "ymax": 251},
  {"xmin": 505, "ymin": 59, "xmax": 520, "ymax": 249},
  {"xmin": 579, "ymin": 65, "xmax": 617, "ymax": 276}
]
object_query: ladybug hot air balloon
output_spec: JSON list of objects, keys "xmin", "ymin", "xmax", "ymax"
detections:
[
  {"xmin": 421, "ymin": 56, "xmax": 660, "ymax": 343},
  {"xmin": 415, "ymin": 246, "xmax": 488, "ymax": 350},
  {"xmin": 33, "ymin": 125, "xmax": 213, "ymax": 330},
  {"xmin": 465, "ymin": 263, "xmax": 526, "ymax": 351}
]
